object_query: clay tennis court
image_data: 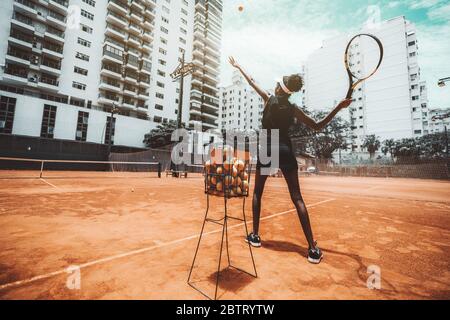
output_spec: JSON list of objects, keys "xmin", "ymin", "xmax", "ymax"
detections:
[{"xmin": 0, "ymin": 171, "xmax": 449, "ymax": 300}]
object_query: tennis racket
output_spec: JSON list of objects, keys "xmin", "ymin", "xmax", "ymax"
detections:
[{"xmin": 344, "ymin": 33, "xmax": 384, "ymax": 99}]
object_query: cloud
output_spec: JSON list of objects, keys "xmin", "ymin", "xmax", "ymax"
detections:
[
  {"xmin": 427, "ymin": 3, "xmax": 450, "ymax": 20},
  {"xmin": 409, "ymin": 0, "xmax": 441, "ymax": 9}
]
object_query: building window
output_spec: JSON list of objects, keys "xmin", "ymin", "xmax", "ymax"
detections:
[
  {"xmin": 157, "ymin": 81, "xmax": 165, "ymax": 88},
  {"xmin": 82, "ymin": 0, "xmax": 96, "ymax": 7},
  {"xmin": 160, "ymin": 37, "xmax": 167, "ymax": 45},
  {"xmin": 75, "ymin": 52, "xmax": 90, "ymax": 62},
  {"xmin": 156, "ymin": 92, "xmax": 164, "ymax": 99},
  {"xmin": 76, "ymin": 111, "xmax": 89, "ymax": 141},
  {"xmin": 157, "ymin": 70, "xmax": 166, "ymax": 77},
  {"xmin": 162, "ymin": 16, "xmax": 169, "ymax": 23},
  {"xmin": 155, "ymin": 104, "xmax": 163, "ymax": 110},
  {"xmin": 80, "ymin": 24, "xmax": 93, "ymax": 34},
  {"xmin": 160, "ymin": 26, "xmax": 169, "ymax": 34},
  {"xmin": 77, "ymin": 37, "xmax": 91, "ymax": 48},
  {"xmin": 158, "ymin": 59, "xmax": 166, "ymax": 66},
  {"xmin": 105, "ymin": 116, "xmax": 116, "ymax": 145},
  {"xmin": 74, "ymin": 66, "xmax": 88, "ymax": 76},
  {"xmin": 72, "ymin": 81, "xmax": 87, "ymax": 91},
  {"xmin": 40, "ymin": 104, "xmax": 57, "ymax": 139},
  {"xmin": 81, "ymin": 9, "xmax": 94, "ymax": 21},
  {"xmin": 159, "ymin": 48, "xmax": 167, "ymax": 55},
  {"xmin": 0, "ymin": 96, "xmax": 16, "ymax": 134}
]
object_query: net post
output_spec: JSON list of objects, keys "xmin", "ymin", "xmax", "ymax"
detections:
[
  {"xmin": 40, "ymin": 161, "xmax": 44, "ymax": 178},
  {"xmin": 158, "ymin": 162, "xmax": 162, "ymax": 178}
]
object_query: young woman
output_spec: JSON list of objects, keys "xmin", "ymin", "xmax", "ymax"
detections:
[{"xmin": 229, "ymin": 56, "xmax": 352, "ymax": 264}]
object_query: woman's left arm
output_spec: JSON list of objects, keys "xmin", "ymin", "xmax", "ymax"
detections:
[{"xmin": 293, "ymin": 99, "xmax": 353, "ymax": 131}]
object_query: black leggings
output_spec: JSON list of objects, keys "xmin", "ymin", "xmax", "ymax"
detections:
[{"xmin": 252, "ymin": 167, "xmax": 316, "ymax": 249}]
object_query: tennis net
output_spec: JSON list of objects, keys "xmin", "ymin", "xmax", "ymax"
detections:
[{"xmin": 0, "ymin": 157, "xmax": 162, "ymax": 179}]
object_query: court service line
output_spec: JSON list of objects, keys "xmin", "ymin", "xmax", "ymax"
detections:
[
  {"xmin": 0, "ymin": 198, "xmax": 335, "ymax": 291},
  {"xmin": 39, "ymin": 178, "xmax": 59, "ymax": 189}
]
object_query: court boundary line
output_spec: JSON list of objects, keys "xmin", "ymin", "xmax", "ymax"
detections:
[
  {"xmin": 0, "ymin": 198, "xmax": 335, "ymax": 291},
  {"xmin": 39, "ymin": 178, "xmax": 59, "ymax": 189}
]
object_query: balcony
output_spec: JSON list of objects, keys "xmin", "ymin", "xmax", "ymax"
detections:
[
  {"xmin": 48, "ymin": 0, "xmax": 69, "ymax": 15},
  {"xmin": 144, "ymin": 8, "xmax": 156, "ymax": 19},
  {"xmin": 103, "ymin": 47, "xmax": 123, "ymax": 64},
  {"xmin": 142, "ymin": 31, "xmax": 153, "ymax": 42},
  {"xmin": 124, "ymin": 73, "xmax": 138, "ymax": 85},
  {"xmin": 123, "ymin": 87, "xmax": 137, "ymax": 97},
  {"xmin": 138, "ymin": 77, "xmax": 150, "ymax": 88},
  {"xmin": 42, "ymin": 42, "xmax": 64, "ymax": 59},
  {"xmin": 127, "ymin": 35, "xmax": 141, "ymax": 47},
  {"xmin": 122, "ymin": 99, "xmax": 136, "ymax": 109},
  {"xmin": 143, "ymin": 19, "xmax": 154, "ymax": 30},
  {"xmin": 47, "ymin": 10, "xmax": 66, "ymax": 30},
  {"xmin": 13, "ymin": 0, "xmax": 38, "ymax": 16},
  {"xmin": 9, "ymin": 30, "xmax": 33, "ymax": 49},
  {"xmin": 105, "ymin": 23, "xmax": 126, "ymax": 40},
  {"xmin": 40, "ymin": 59, "xmax": 61, "ymax": 75},
  {"xmin": 106, "ymin": 10, "xmax": 128, "ymax": 28},
  {"xmin": 6, "ymin": 48, "xmax": 31, "ymax": 66},
  {"xmin": 107, "ymin": 0, "xmax": 128, "ymax": 16},
  {"xmin": 3, "ymin": 67, "xmax": 29, "ymax": 85},
  {"xmin": 101, "ymin": 64, "xmax": 122, "ymax": 79},
  {"xmin": 38, "ymin": 75, "xmax": 59, "ymax": 91},
  {"xmin": 44, "ymin": 26, "xmax": 65, "ymax": 44},
  {"xmin": 98, "ymin": 93, "xmax": 119, "ymax": 105},
  {"xmin": 130, "ymin": 0, "xmax": 144, "ymax": 12},
  {"xmin": 99, "ymin": 80, "xmax": 121, "ymax": 93},
  {"xmin": 11, "ymin": 12, "xmax": 35, "ymax": 32},
  {"xmin": 130, "ymin": 12, "xmax": 143, "ymax": 24}
]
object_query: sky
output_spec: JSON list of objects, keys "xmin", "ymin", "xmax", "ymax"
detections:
[{"xmin": 219, "ymin": 0, "xmax": 450, "ymax": 109}]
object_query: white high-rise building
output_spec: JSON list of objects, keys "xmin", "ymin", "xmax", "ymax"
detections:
[
  {"xmin": 219, "ymin": 70, "xmax": 264, "ymax": 131},
  {"xmin": 189, "ymin": 0, "xmax": 222, "ymax": 131},
  {"xmin": 302, "ymin": 16, "xmax": 429, "ymax": 152},
  {"xmin": 428, "ymin": 108, "xmax": 450, "ymax": 134},
  {"xmin": 0, "ymin": 0, "xmax": 221, "ymax": 150}
]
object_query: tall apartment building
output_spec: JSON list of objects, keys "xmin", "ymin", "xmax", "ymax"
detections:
[
  {"xmin": 302, "ymin": 16, "xmax": 429, "ymax": 152},
  {"xmin": 189, "ymin": 0, "xmax": 222, "ymax": 131},
  {"xmin": 428, "ymin": 108, "xmax": 450, "ymax": 134},
  {"xmin": 0, "ymin": 0, "xmax": 221, "ymax": 150},
  {"xmin": 219, "ymin": 70, "xmax": 264, "ymax": 131}
]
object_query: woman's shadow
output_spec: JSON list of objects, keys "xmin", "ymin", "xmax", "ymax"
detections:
[{"xmin": 263, "ymin": 239, "xmax": 398, "ymax": 295}]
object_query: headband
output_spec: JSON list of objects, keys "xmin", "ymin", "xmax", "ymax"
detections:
[{"xmin": 276, "ymin": 78, "xmax": 294, "ymax": 95}]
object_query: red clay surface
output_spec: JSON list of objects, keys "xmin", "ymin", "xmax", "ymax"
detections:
[{"xmin": 0, "ymin": 170, "xmax": 449, "ymax": 300}]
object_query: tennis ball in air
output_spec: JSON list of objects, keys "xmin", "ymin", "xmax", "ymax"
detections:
[{"xmin": 238, "ymin": 4, "xmax": 244, "ymax": 12}]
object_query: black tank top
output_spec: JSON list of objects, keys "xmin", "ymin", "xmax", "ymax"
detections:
[{"xmin": 262, "ymin": 95, "xmax": 295, "ymax": 144}]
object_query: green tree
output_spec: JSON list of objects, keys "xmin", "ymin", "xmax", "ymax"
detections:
[
  {"xmin": 290, "ymin": 110, "xmax": 350, "ymax": 160},
  {"xmin": 143, "ymin": 121, "xmax": 183, "ymax": 148},
  {"xmin": 382, "ymin": 138, "xmax": 395, "ymax": 159},
  {"xmin": 362, "ymin": 135, "xmax": 381, "ymax": 159}
]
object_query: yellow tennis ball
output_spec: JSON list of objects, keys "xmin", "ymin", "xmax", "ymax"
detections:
[
  {"xmin": 216, "ymin": 181, "xmax": 223, "ymax": 192},
  {"xmin": 223, "ymin": 160, "xmax": 233, "ymax": 173},
  {"xmin": 231, "ymin": 166, "xmax": 238, "ymax": 178},
  {"xmin": 241, "ymin": 172, "xmax": 249, "ymax": 181},
  {"xmin": 242, "ymin": 180, "xmax": 249, "ymax": 192},
  {"xmin": 211, "ymin": 176, "xmax": 217, "ymax": 185},
  {"xmin": 236, "ymin": 160, "xmax": 245, "ymax": 172}
]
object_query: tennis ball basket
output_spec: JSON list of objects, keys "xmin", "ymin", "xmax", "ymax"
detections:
[
  {"xmin": 204, "ymin": 147, "xmax": 251, "ymax": 198},
  {"xmin": 188, "ymin": 145, "xmax": 257, "ymax": 300}
]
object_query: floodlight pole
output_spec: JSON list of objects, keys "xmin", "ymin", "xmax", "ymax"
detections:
[
  {"xmin": 171, "ymin": 51, "xmax": 195, "ymax": 129},
  {"xmin": 107, "ymin": 103, "xmax": 119, "ymax": 160}
]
